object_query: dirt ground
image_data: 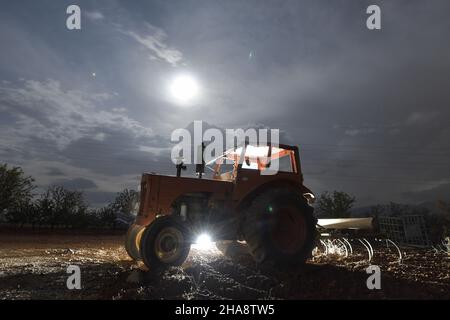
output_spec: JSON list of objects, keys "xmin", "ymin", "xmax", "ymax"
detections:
[{"xmin": 0, "ymin": 230, "xmax": 448, "ymax": 300}]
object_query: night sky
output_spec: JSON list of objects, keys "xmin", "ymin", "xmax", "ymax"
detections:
[{"xmin": 1, "ymin": 0, "xmax": 449, "ymax": 207}]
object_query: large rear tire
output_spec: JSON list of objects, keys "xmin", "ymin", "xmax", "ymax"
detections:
[
  {"xmin": 139, "ymin": 215, "xmax": 191, "ymax": 270},
  {"xmin": 242, "ymin": 188, "xmax": 317, "ymax": 266}
]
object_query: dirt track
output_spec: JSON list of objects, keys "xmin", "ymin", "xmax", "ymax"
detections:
[{"xmin": 0, "ymin": 231, "xmax": 448, "ymax": 300}]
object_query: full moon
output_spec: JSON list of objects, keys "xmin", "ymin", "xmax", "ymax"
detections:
[{"xmin": 169, "ymin": 74, "xmax": 200, "ymax": 104}]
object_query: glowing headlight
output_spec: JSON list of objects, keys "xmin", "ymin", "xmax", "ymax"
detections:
[{"xmin": 194, "ymin": 233, "xmax": 214, "ymax": 250}]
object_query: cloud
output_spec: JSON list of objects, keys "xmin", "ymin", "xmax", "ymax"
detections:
[
  {"xmin": 405, "ymin": 111, "xmax": 439, "ymax": 126},
  {"xmin": 0, "ymin": 79, "xmax": 153, "ymax": 148},
  {"xmin": 1, "ymin": 0, "xmax": 450, "ymax": 208},
  {"xmin": 83, "ymin": 190, "xmax": 117, "ymax": 208},
  {"xmin": 402, "ymin": 181, "xmax": 450, "ymax": 203},
  {"xmin": 62, "ymin": 130, "xmax": 171, "ymax": 176},
  {"xmin": 0, "ymin": 78, "xmax": 172, "ymax": 203},
  {"xmin": 85, "ymin": 11, "xmax": 105, "ymax": 21},
  {"xmin": 45, "ymin": 167, "xmax": 64, "ymax": 176},
  {"xmin": 343, "ymin": 127, "xmax": 378, "ymax": 137},
  {"xmin": 53, "ymin": 178, "xmax": 98, "ymax": 190},
  {"xmin": 120, "ymin": 23, "xmax": 183, "ymax": 66}
]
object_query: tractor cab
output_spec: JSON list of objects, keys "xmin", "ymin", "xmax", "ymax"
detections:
[{"xmin": 203, "ymin": 143, "xmax": 302, "ymax": 182}]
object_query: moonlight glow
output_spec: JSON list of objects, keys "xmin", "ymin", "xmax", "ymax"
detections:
[{"xmin": 169, "ymin": 74, "xmax": 200, "ymax": 104}]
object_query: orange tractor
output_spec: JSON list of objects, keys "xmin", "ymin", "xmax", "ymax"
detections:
[{"xmin": 125, "ymin": 143, "xmax": 317, "ymax": 270}]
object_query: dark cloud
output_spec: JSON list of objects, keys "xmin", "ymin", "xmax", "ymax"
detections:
[
  {"xmin": 83, "ymin": 190, "xmax": 117, "ymax": 208},
  {"xmin": 45, "ymin": 167, "xmax": 64, "ymax": 176},
  {"xmin": 53, "ymin": 178, "xmax": 98, "ymax": 190},
  {"xmin": 62, "ymin": 129, "xmax": 171, "ymax": 176},
  {"xmin": 402, "ymin": 183, "xmax": 450, "ymax": 204},
  {"xmin": 0, "ymin": 0, "xmax": 449, "ymax": 206}
]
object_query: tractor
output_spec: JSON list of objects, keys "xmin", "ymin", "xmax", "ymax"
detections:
[{"xmin": 125, "ymin": 142, "xmax": 318, "ymax": 270}]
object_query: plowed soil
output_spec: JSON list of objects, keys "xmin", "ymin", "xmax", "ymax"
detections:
[{"xmin": 0, "ymin": 231, "xmax": 448, "ymax": 300}]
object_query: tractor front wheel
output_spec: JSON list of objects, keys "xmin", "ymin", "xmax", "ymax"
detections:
[
  {"xmin": 139, "ymin": 215, "xmax": 191, "ymax": 270},
  {"xmin": 125, "ymin": 224, "xmax": 145, "ymax": 261}
]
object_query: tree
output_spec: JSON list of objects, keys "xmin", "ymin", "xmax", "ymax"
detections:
[
  {"xmin": 110, "ymin": 189, "xmax": 139, "ymax": 217},
  {"xmin": 438, "ymin": 201, "xmax": 450, "ymax": 239},
  {"xmin": 37, "ymin": 185, "xmax": 88, "ymax": 229},
  {"xmin": 85, "ymin": 208, "xmax": 102, "ymax": 228},
  {"xmin": 98, "ymin": 206, "xmax": 118, "ymax": 229},
  {"xmin": 0, "ymin": 164, "xmax": 35, "ymax": 224},
  {"xmin": 95, "ymin": 189, "xmax": 139, "ymax": 230},
  {"xmin": 25, "ymin": 202, "xmax": 42, "ymax": 230},
  {"xmin": 428, "ymin": 200, "xmax": 450, "ymax": 243},
  {"xmin": 369, "ymin": 204, "xmax": 384, "ymax": 218},
  {"xmin": 388, "ymin": 202, "xmax": 410, "ymax": 216},
  {"xmin": 437, "ymin": 200, "xmax": 450, "ymax": 215},
  {"xmin": 316, "ymin": 191, "xmax": 355, "ymax": 218}
]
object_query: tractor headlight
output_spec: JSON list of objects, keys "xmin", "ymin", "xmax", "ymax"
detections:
[{"xmin": 194, "ymin": 233, "xmax": 214, "ymax": 250}]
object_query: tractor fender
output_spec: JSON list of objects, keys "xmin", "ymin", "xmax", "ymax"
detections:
[{"xmin": 236, "ymin": 179, "xmax": 314, "ymax": 213}]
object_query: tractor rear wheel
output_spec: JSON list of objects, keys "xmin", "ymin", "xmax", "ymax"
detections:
[
  {"xmin": 242, "ymin": 188, "xmax": 317, "ymax": 266},
  {"xmin": 125, "ymin": 224, "xmax": 145, "ymax": 261},
  {"xmin": 139, "ymin": 215, "xmax": 191, "ymax": 270}
]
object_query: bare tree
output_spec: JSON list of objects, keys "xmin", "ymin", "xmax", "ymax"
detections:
[
  {"xmin": 370, "ymin": 204, "xmax": 384, "ymax": 218},
  {"xmin": 111, "ymin": 189, "xmax": 139, "ymax": 217},
  {"xmin": 37, "ymin": 186, "xmax": 87, "ymax": 229}
]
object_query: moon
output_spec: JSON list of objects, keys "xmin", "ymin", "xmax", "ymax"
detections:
[{"xmin": 169, "ymin": 74, "xmax": 200, "ymax": 104}]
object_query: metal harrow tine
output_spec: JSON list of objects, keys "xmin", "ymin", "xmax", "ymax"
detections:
[
  {"xmin": 385, "ymin": 239, "xmax": 402, "ymax": 264},
  {"xmin": 362, "ymin": 238, "xmax": 374, "ymax": 259},
  {"xmin": 342, "ymin": 237, "xmax": 353, "ymax": 255},
  {"xmin": 358, "ymin": 238, "xmax": 372, "ymax": 262},
  {"xmin": 336, "ymin": 238, "xmax": 348, "ymax": 257}
]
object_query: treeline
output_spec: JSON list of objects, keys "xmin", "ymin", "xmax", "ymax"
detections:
[{"xmin": 0, "ymin": 163, "xmax": 138, "ymax": 230}]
